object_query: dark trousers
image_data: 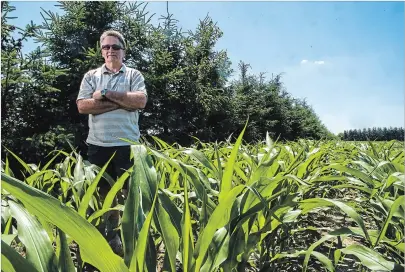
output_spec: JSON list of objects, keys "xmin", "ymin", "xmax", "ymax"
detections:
[
  {"xmin": 87, "ymin": 144, "xmax": 132, "ymax": 190},
  {"xmin": 87, "ymin": 144, "xmax": 132, "ymax": 242}
]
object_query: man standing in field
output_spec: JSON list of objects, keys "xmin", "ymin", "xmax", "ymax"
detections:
[{"xmin": 76, "ymin": 30, "xmax": 147, "ymax": 255}]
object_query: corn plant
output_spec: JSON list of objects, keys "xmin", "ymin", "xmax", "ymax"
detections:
[{"xmin": 1, "ymin": 129, "xmax": 404, "ymax": 272}]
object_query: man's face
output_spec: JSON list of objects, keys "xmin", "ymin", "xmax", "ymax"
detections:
[{"xmin": 101, "ymin": 36, "xmax": 125, "ymax": 64}]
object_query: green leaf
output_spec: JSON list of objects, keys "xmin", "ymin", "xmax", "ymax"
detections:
[
  {"xmin": 375, "ymin": 195, "xmax": 405, "ymax": 247},
  {"xmin": 179, "ymin": 164, "xmax": 215, "ymax": 226},
  {"xmin": 72, "ymin": 153, "xmax": 85, "ymax": 193},
  {"xmin": 41, "ymin": 150, "xmax": 64, "ymax": 171},
  {"xmin": 194, "ymin": 185, "xmax": 245, "ymax": 271},
  {"xmin": 102, "ymin": 171, "xmax": 130, "ymax": 210},
  {"xmin": 123, "ymin": 144, "xmax": 158, "ymax": 269},
  {"xmin": 332, "ymin": 184, "xmax": 372, "ymax": 195},
  {"xmin": 87, "ymin": 206, "xmax": 124, "ymax": 223},
  {"xmin": 1, "ymin": 240, "xmax": 38, "ymax": 272},
  {"xmin": 129, "ymin": 183, "xmax": 158, "ymax": 272},
  {"xmin": 183, "ymin": 148, "xmax": 219, "ymax": 180},
  {"xmin": 9, "ymin": 200, "xmax": 58, "ymax": 272},
  {"xmin": 303, "ymin": 227, "xmax": 358, "ymax": 272},
  {"xmin": 122, "ymin": 152, "xmax": 144, "ymax": 266},
  {"xmin": 340, "ymin": 244, "xmax": 398, "ymax": 271},
  {"xmin": 1, "ymin": 173, "xmax": 128, "ymax": 272},
  {"xmin": 385, "ymin": 241, "xmax": 404, "ymax": 254},
  {"xmin": 155, "ymin": 201, "xmax": 180, "ymax": 272},
  {"xmin": 326, "ymin": 163, "xmax": 380, "ymax": 187},
  {"xmin": 311, "ymin": 251, "xmax": 335, "ymax": 272},
  {"xmin": 3, "ymin": 156, "xmax": 14, "ymax": 177},
  {"xmin": 334, "ymin": 249, "xmax": 341, "ymax": 266},
  {"xmin": 1, "ymin": 254, "xmax": 17, "ymax": 272},
  {"xmin": 78, "ymin": 154, "xmax": 113, "ymax": 218},
  {"xmin": 219, "ymin": 119, "xmax": 248, "ymax": 203},
  {"xmin": 55, "ymin": 228, "xmax": 75, "ymax": 272},
  {"xmin": 296, "ymin": 149, "xmax": 324, "ymax": 179},
  {"xmin": 271, "ymin": 250, "xmax": 334, "ymax": 272},
  {"xmin": 181, "ymin": 171, "xmax": 194, "ymax": 272},
  {"xmin": 4, "ymin": 148, "xmax": 33, "ymax": 176},
  {"xmin": 201, "ymin": 227, "xmax": 230, "ymax": 272},
  {"xmin": 158, "ymin": 190, "xmax": 182, "ymax": 235},
  {"xmin": 214, "ymin": 142, "xmax": 224, "ymax": 184},
  {"xmin": 1, "ymin": 234, "xmax": 17, "ymax": 246},
  {"xmin": 300, "ymin": 198, "xmax": 370, "ymax": 242}
]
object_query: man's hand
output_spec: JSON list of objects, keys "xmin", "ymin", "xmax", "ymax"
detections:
[
  {"xmin": 91, "ymin": 91, "xmax": 135, "ymax": 112},
  {"xmin": 90, "ymin": 90, "xmax": 145, "ymax": 112},
  {"xmin": 105, "ymin": 91, "xmax": 147, "ymax": 110},
  {"xmin": 77, "ymin": 98, "xmax": 120, "ymax": 115},
  {"xmin": 93, "ymin": 90, "xmax": 103, "ymax": 100}
]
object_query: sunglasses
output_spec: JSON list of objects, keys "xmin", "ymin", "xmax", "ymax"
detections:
[{"xmin": 101, "ymin": 44, "xmax": 123, "ymax": 51}]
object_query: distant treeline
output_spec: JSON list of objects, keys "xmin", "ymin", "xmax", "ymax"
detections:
[{"xmin": 339, "ymin": 127, "xmax": 404, "ymax": 141}]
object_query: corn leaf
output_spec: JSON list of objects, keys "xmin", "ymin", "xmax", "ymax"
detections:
[
  {"xmin": 375, "ymin": 195, "xmax": 405, "ymax": 246},
  {"xmin": 1, "ymin": 173, "xmax": 128, "ymax": 272},
  {"xmin": 1, "ymin": 240, "xmax": 38, "ymax": 272},
  {"xmin": 194, "ymin": 185, "xmax": 245, "ymax": 271},
  {"xmin": 129, "ymin": 184, "xmax": 158, "ymax": 272},
  {"xmin": 55, "ymin": 228, "xmax": 75, "ymax": 272},
  {"xmin": 340, "ymin": 244, "xmax": 400, "ymax": 271},
  {"xmin": 155, "ymin": 202, "xmax": 180, "ymax": 272},
  {"xmin": 300, "ymin": 198, "xmax": 370, "ymax": 242},
  {"xmin": 9, "ymin": 200, "xmax": 58, "ymax": 272},
  {"xmin": 78, "ymin": 155, "xmax": 113, "ymax": 218},
  {"xmin": 219, "ymin": 120, "xmax": 248, "ymax": 203}
]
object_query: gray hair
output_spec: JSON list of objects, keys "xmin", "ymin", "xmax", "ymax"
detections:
[{"xmin": 100, "ymin": 30, "xmax": 126, "ymax": 49}]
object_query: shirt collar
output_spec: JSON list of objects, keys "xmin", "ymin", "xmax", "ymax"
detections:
[{"xmin": 102, "ymin": 63, "xmax": 126, "ymax": 74}]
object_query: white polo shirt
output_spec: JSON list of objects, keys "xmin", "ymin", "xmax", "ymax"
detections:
[{"xmin": 77, "ymin": 64, "xmax": 147, "ymax": 146}]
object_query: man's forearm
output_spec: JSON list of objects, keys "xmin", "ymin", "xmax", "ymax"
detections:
[
  {"xmin": 105, "ymin": 91, "xmax": 147, "ymax": 110},
  {"xmin": 77, "ymin": 98, "xmax": 120, "ymax": 115}
]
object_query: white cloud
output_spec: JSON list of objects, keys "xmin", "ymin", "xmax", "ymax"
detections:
[{"xmin": 300, "ymin": 59, "xmax": 326, "ymax": 65}]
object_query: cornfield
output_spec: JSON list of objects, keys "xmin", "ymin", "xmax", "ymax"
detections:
[{"xmin": 1, "ymin": 126, "xmax": 404, "ymax": 272}]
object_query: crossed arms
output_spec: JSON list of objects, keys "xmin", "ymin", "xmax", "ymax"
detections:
[{"xmin": 77, "ymin": 90, "xmax": 147, "ymax": 115}]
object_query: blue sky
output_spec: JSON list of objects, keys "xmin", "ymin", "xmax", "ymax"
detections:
[{"xmin": 9, "ymin": 1, "xmax": 405, "ymax": 134}]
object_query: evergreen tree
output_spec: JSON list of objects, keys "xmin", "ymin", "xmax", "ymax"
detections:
[{"xmin": 1, "ymin": 1, "xmax": 70, "ymax": 164}]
